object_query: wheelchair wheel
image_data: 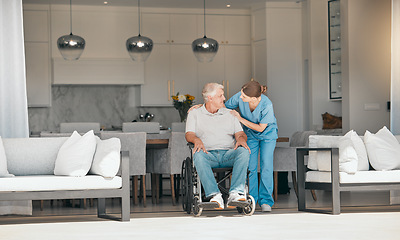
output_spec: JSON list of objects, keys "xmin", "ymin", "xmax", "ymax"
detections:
[
  {"xmin": 242, "ymin": 195, "xmax": 256, "ymax": 216},
  {"xmin": 181, "ymin": 157, "xmax": 193, "ymax": 214},
  {"xmin": 192, "ymin": 196, "xmax": 203, "ymax": 217}
]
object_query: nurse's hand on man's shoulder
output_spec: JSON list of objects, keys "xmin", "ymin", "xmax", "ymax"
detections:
[
  {"xmin": 230, "ymin": 110, "xmax": 240, "ymax": 119},
  {"xmin": 188, "ymin": 104, "xmax": 202, "ymax": 113}
]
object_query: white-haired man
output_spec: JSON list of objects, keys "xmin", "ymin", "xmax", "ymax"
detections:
[{"xmin": 185, "ymin": 83, "xmax": 250, "ymax": 209}]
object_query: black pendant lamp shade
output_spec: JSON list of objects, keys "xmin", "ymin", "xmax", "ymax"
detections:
[
  {"xmin": 126, "ymin": 0, "xmax": 153, "ymax": 62},
  {"xmin": 57, "ymin": 0, "xmax": 85, "ymax": 61},
  {"xmin": 192, "ymin": 0, "xmax": 219, "ymax": 62}
]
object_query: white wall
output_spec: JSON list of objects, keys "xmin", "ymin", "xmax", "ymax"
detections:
[
  {"xmin": 252, "ymin": 2, "xmax": 304, "ymax": 139},
  {"xmin": 342, "ymin": 0, "xmax": 391, "ymax": 134},
  {"xmin": 307, "ymin": 0, "xmax": 342, "ymax": 130}
]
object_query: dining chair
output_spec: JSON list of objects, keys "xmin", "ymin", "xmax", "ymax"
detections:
[
  {"xmin": 273, "ymin": 131, "xmax": 318, "ymax": 201},
  {"xmin": 122, "ymin": 122, "xmax": 160, "ymax": 134},
  {"xmin": 100, "ymin": 132, "xmax": 147, "ymax": 207},
  {"xmin": 171, "ymin": 122, "xmax": 185, "ymax": 132},
  {"xmin": 60, "ymin": 122, "xmax": 101, "ymax": 134},
  {"xmin": 146, "ymin": 131, "xmax": 189, "ymax": 205}
]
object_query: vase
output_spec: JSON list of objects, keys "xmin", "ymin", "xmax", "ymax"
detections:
[{"xmin": 178, "ymin": 109, "xmax": 187, "ymax": 122}]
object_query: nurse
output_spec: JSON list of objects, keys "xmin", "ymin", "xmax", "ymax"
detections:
[{"xmin": 224, "ymin": 81, "xmax": 278, "ymax": 212}]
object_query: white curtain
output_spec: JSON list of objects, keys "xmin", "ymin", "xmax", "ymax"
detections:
[
  {"xmin": 391, "ymin": 0, "xmax": 400, "ymax": 205},
  {"xmin": 0, "ymin": 0, "xmax": 32, "ymax": 215},
  {"xmin": 392, "ymin": 0, "xmax": 400, "ymax": 135},
  {"xmin": 0, "ymin": 0, "xmax": 29, "ymax": 138}
]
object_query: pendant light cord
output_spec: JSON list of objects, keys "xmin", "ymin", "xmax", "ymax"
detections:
[
  {"xmin": 138, "ymin": 0, "xmax": 141, "ymax": 36},
  {"xmin": 203, "ymin": 0, "xmax": 206, "ymax": 37},
  {"xmin": 69, "ymin": 0, "xmax": 72, "ymax": 35}
]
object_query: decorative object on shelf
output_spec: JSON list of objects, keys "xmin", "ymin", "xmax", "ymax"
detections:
[
  {"xmin": 126, "ymin": 0, "xmax": 153, "ymax": 62},
  {"xmin": 57, "ymin": 0, "xmax": 85, "ymax": 61},
  {"xmin": 322, "ymin": 112, "xmax": 342, "ymax": 129},
  {"xmin": 172, "ymin": 93, "xmax": 195, "ymax": 122},
  {"xmin": 328, "ymin": 0, "xmax": 342, "ymax": 100},
  {"xmin": 192, "ymin": 0, "xmax": 219, "ymax": 62}
]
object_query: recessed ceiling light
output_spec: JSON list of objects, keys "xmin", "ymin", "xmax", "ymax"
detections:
[
  {"xmin": 104, "ymin": 1, "xmax": 108, "ymax": 5},
  {"xmin": 226, "ymin": 4, "xmax": 231, "ymax": 8}
]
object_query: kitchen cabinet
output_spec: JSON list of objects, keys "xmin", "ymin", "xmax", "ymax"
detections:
[
  {"xmin": 197, "ymin": 45, "xmax": 251, "ymax": 103},
  {"xmin": 197, "ymin": 15, "xmax": 251, "ymax": 45},
  {"xmin": 141, "ymin": 44, "xmax": 198, "ymax": 106},
  {"xmin": 142, "ymin": 13, "xmax": 197, "ymax": 44},
  {"xmin": 23, "ymin": 9, "xmax": 51, "ymax": 107},
  {"xmin": 141, "ymin": 13, "xmax": 251, "ymax": 106}
]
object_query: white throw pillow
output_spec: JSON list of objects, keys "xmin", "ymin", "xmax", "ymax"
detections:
[
  {"xmin": 348, "ymin": 130, "xmax": 369, "ymax": 171},
  {"xmin": 54, "ymin": 130, "xmax": 97, "ymax": 177},
  {"xmin": 338, "ymin": 135, "xmax": 358, "ymax": 174},
  {"xmin": 89, "ymin": 136, "xmax": 121, "ymax": 178},
  {"xmin": 0, "ymin": 136, "xmax": 14, "ymax": 177},
  {"xmin": 364, "ymin": 126, "xmax": 400, "ymax": 171}
]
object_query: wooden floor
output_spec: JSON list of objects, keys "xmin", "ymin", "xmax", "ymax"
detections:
[
  {"xmin": 1, "ymin": 186, "xmax": 400, "ymax": 240},
  {"xmin": 1, "ymin": 184, "xmax": 399, "ymax": 223}
]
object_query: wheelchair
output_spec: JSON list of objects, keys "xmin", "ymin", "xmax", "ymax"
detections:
[{"xmin": 181, "ymin": 144, "xmax": 256, "ymax": 217}]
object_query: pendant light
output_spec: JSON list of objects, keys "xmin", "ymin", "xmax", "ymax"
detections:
[
  {"xmin": 192, "ymin": 0, "xmax": 219, "ymax": 62},
  {"xmin": 57, "ymin": 0, "xmax": 85, "ymax": 61},
  {"xmin": 126, "ymin": 0, "xmax": 153, "ymax": 62}
]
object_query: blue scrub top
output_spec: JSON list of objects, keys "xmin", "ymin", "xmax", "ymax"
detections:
[{"xmin": 225, "ymin": 91, "xmax": 278, "ymax": 141}]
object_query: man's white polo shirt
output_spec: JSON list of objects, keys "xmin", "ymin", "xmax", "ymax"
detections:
[{"xmin": 185, "ymin": 105, "xmax": 243, "ymax": 151}]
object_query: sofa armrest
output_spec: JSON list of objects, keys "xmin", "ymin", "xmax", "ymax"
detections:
[{"xmin": 120, "ymin": 151, "xmax": 130, "ymax": 190}]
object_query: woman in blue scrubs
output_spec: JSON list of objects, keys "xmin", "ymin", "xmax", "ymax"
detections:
[{"xmin": 225, "ymin": 81, "xmax": 278, "ymax": 212}]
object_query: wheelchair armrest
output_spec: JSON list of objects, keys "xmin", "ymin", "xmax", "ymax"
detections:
[{"xmin": 187, "ymin": 142, "xmax": 194, "ymax": 150}]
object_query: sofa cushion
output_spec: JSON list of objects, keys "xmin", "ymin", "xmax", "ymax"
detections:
[
  {"xmin": 0, "ymin": 175, "xmax": 122, "ymax": 191},
  {"xmin": 0, "ymin": 136, "xmax": 13, "ymax": 177},
  {"xmin": 3, "ymin": 137, "xmax": 67, "ymax": 176},
  {"xmin": 89, "ymin": 137, "xmax": 121, "ymax": 178},
  {"xmin": 347, "ymin": 130, "xmax": 369, "ymax": 171},
  {"xmin": 54, "ymin": 131, "xmax": 97, "ymax": 177},
  {"xmin": 308, "ymin": 135, "xmax": 340, "ymax": 171},
  {"xmin": 338, "ymin": 135, "xmax": 358, "ymax": 174},
  {"xmin": 364, "ymin": 126, "xmax": 400, "ymax": 171},
  {"xmin": 306, "ymin": 170, "xmax": 400, "ymax": 183}
]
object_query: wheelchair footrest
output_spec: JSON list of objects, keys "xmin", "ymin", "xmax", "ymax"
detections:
[
  {"xmin": 198, "ymin": 202, "xmax": 220, "ymax": 209},
  {"xmin": 227, "ymin": 201, "xmax": 250, "ymax": 209}
]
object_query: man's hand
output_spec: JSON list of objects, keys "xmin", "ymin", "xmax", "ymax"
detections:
[
  {"xmin": 234, "ymin": 131, "xmax": 251, "ymax": 153},
  {"xmin": 186, "ymin": 132, "xmax": 208, "ymax": 154},
  {"xmin": 192, "ymin": 138, "xmax": 208, "ymax": 154}
]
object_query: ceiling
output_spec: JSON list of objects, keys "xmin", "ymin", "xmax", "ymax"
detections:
[{"xmin": 22, "ymin": 0, "xmax": 299, "ymax": 10}]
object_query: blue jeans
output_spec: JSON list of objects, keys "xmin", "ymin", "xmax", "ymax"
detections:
[
  {"xmin": 247, "ymin": 139, "xmax": 276, "ymax": 206},
  {"xmin": 193, "ymin": 147, "xmax": 250, "ymax": 198}
]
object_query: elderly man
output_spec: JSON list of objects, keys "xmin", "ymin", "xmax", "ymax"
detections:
[{"xmin": 185, "ymin": 83, "xmax": 250, "ymax": 209}]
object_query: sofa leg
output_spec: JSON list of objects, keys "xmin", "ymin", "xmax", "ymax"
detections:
[
  {"xmin": 97, "ymin": 198, "xmax": 106, "ymax": 217},
  {"xmin": 121, "ymin": 196, "xmax": 130, "ymax": 222}
]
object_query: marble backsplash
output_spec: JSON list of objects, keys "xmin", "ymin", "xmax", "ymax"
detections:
[{"xmin": 28, "ymin": 86, "xmax": 182, "ymax": 134}]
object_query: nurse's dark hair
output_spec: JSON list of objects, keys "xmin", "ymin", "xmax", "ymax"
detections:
[{"xmin": 241, "ymin": 80, "xmax": 267, "ymax": 98}]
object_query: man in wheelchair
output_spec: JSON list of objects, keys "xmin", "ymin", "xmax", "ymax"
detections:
[{"xmin": 185, "ymin": 83, "xmax": 251, "ymax": 210}]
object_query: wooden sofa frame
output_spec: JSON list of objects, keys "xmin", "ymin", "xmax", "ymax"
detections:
[
  {"xmin": 296, "ymin": 148, "xmax": 400, "ymax": 214},
  {"xmin": 0, "ymin": 151, "xmax": 131, "ymax": 221}
]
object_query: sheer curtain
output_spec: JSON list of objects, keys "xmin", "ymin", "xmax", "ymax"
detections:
[
  {"xmin": 0, "ymin": 0, "xmax": 31, "ymax": 215},
  {"xmin": 391, "ymin": 0, "xmax": 400, "ymax": 205},
  {"xmin": 392, "ymin": 0, "xmax": 400, "ymax": 135}
]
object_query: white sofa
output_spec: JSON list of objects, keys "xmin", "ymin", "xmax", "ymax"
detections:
[
  {"xmin": 296, "ymin": 134, "xmax": 400, "ymax": 214},
  {"xmin": 0, "ymin": 137, "xmax": 130, "ymax": 221}
]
